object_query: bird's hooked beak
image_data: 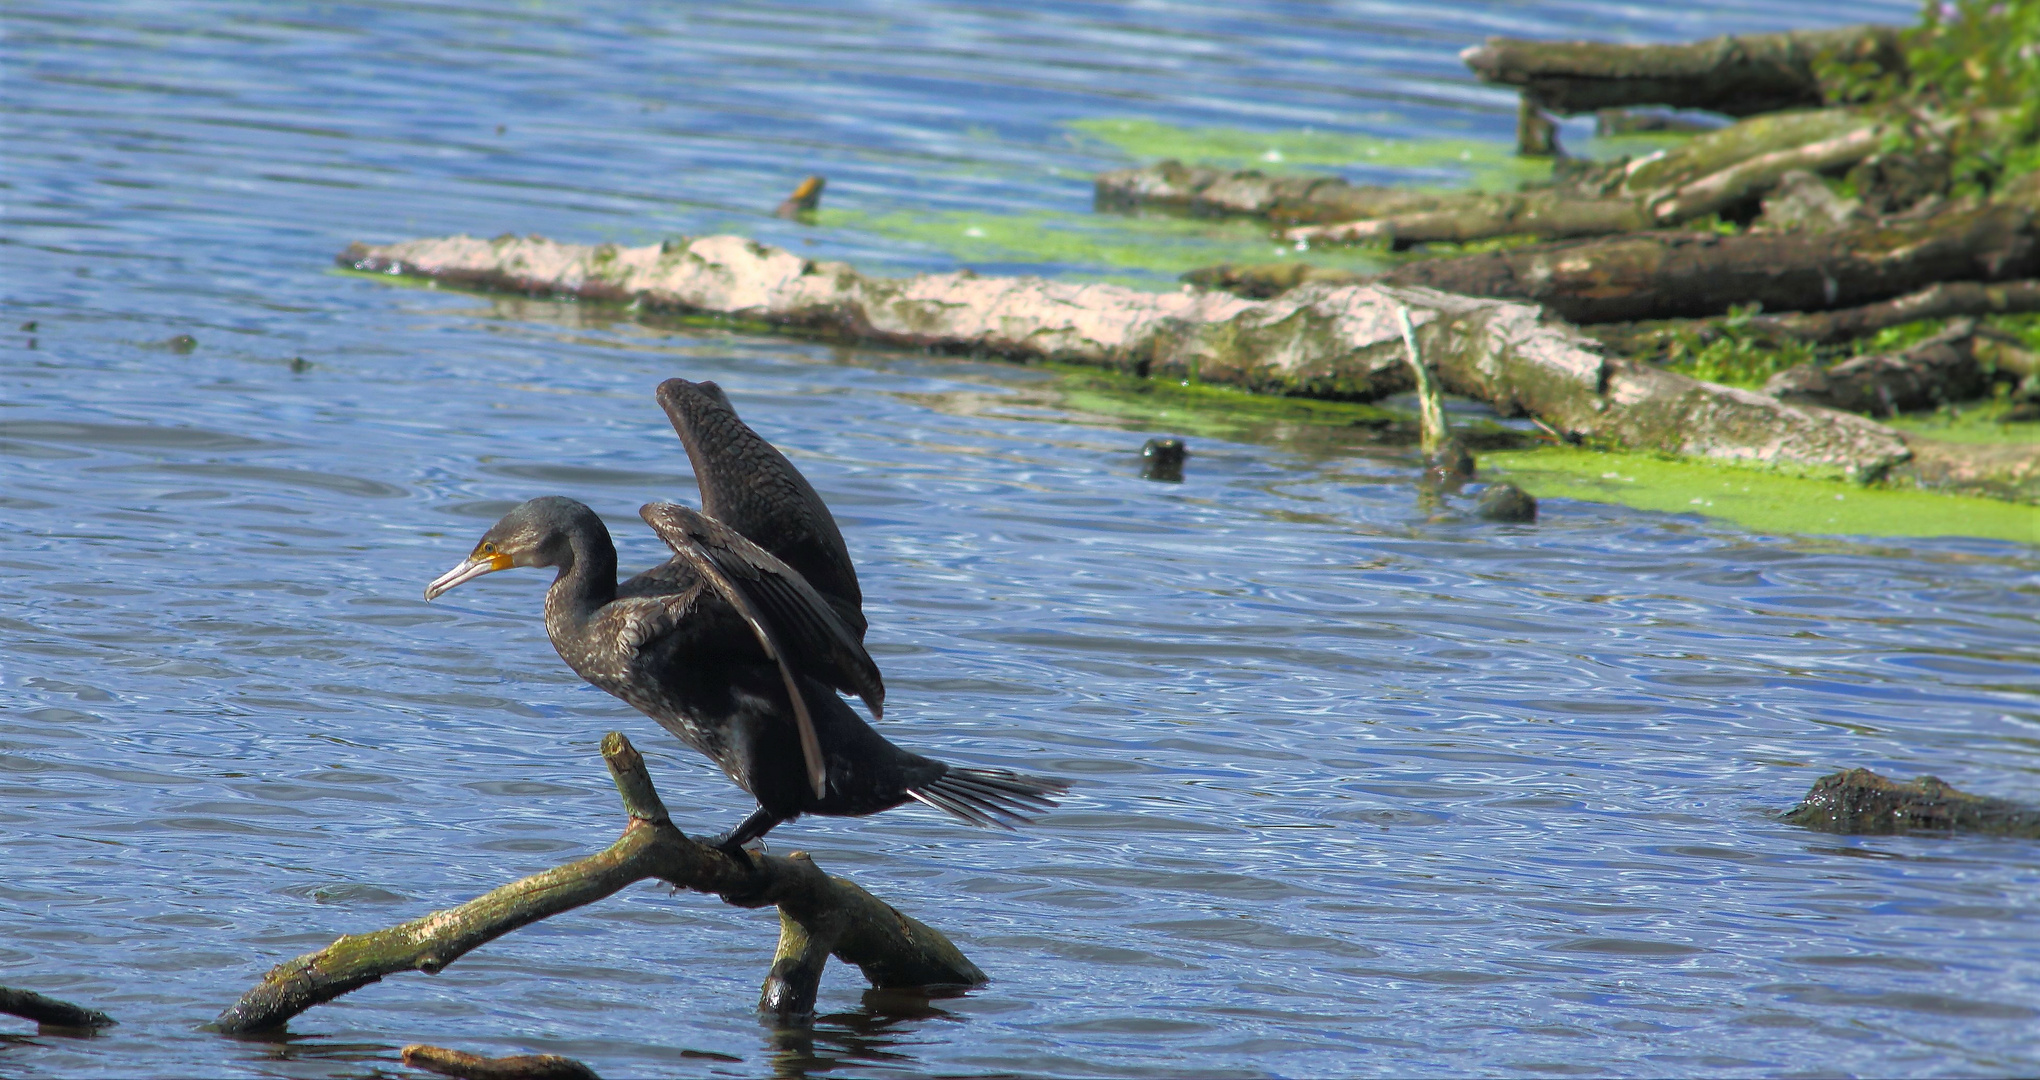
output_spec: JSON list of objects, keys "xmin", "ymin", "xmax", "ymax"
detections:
[{"xmin": 424, "ymin": 550, "xmax": 514, "ymax": 600}]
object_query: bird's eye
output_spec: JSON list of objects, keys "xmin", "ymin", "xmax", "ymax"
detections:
[{"xmin": 479, "ymin": 542, "xmax": 497, "ymax": 555}]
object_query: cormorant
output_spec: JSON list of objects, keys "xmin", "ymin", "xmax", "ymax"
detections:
[{"xmin": 424, "ymin": 380, "xmax": 1065, "ymax": 853}]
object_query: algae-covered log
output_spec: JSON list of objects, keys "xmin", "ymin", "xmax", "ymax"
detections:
[
  {"xmin": 1094, "ymin": 160, "xmax": 1460, "ymax": 225},
  {"xmin": 338, "ymin": 232, "xmax": 1910, "ymax": 478},
  {"xmin": 1460, "ymin": 25, "xmax": 1905, "ymax": 118},
  {"xmin": 215, "ymin": 733, "xmax": 983, "ymax": 1032},
  {"xmin": 0, "ymin": 986, "xmax": 115, "ymax": 1031},
  {"xmin": 1785, "ymin": 768, "xmax": 2040, "ymax": 838},
  {"xmin": 1376, "ymin": 198, "xmax": 2040, "ymax": 324}
]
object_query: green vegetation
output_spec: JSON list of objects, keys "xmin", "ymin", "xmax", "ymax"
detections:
[
  {"xmin": 1822, "ymin": 0, "xmax": 2040, "ymax": 195},
  {"xmin": 1066, "ymin": 118, "xmax": 1552, "ymax": 192},
  {"xmin": 1485, "ymin": 446, "xmax": 2038, "ymax": 543},
  {"xmin": 818, "ymin": 206, "xmax": 1390, "ymax": 286},
  {"xmin": 1660, "ymin": 304, "xmax": 1819, "ymax": 388}
]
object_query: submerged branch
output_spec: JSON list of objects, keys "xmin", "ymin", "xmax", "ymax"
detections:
[
  {"xmin": 215, "ymin": 733, "xmax": 983, "ymax": 1033},
  {"xmin": 1786, "ymin": 769, "xmax": 2040, "ymax": 838},
  {"xmin": 0, "ymin": 987, "xmax": 115, "ymax": 1031},
  {"xmin": 401, "ymin": 1045, "xmax": 602, "ymax": 1080}
]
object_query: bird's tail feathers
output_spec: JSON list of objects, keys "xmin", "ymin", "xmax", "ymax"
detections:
[{"xmin": 907, "ymin": 767, "xmax": 1068, "ymax": 829}]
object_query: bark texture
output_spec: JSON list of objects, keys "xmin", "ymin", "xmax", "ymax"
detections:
[
  {"xmin": 214, "ymin": 733, "xmax": 983, "ymax": 1033},
  {"xmin": 338, "ymin": 233, "xmax": 1912, "ymax": 479},
  {"xmin": 1765, "ymin": 321, "xmax": 1986, "ymax": 416},
  {"xmin": 1460, "ymin": 25, "xmax": 1906, "ymax": 117},
  {"xmin": 402, "ymin": 1045, "xmax": 602, "ymax": 1080},
  {"xmin": 1374, "ymin": 199, "xmax": 2040, "ymax": 325},
  {"xmin": 1785, "ymin": 768, "xmax": 2040, "ymax": 838}
]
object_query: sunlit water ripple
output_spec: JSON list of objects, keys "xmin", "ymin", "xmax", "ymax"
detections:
[{"xmin": 5, "ymin": 1, "xmax": 2037, "ymax": 1077}]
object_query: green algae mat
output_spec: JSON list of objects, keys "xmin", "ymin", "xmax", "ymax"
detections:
[{"xmin": 1485, "ymin": 447, "xmax": 2038, "ymax": 544}]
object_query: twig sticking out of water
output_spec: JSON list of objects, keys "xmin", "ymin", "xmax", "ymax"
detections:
[
  {"xmin": 213, "ymin": 733, "xmax": 984, "ymax": 1033},
  {"xmin": 1394, "ymin": 305, "xmax": 1449, "ymax": 456},
  {"xmin": 0, "ymin": 986, "xmax": 115, "ymax": 1032}
]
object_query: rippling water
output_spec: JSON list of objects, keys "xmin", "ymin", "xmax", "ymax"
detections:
[{"xmin": 7, "ymin": 1, "xmax": 2039, "ymax": 1077}]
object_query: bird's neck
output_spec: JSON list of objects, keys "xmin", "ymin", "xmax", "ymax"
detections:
[{"xmin": 543, "ymin": 530, "xmax": 618, "ymax": 626}]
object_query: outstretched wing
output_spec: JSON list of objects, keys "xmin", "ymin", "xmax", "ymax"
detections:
[
  {"xmin": 641, "ymin": 502, "xmax": 886, "ymax": 800},
  {"xmin": 655, "ymin": 378, "xmax": 867, "ymax": 639}
]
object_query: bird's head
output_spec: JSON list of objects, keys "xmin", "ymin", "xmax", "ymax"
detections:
[{"xmin": 423, "ymin": 496, "xmax": 600, "ymax": 600}]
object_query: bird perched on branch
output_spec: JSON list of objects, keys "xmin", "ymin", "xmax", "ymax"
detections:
[{"xmin": 425, "ymin": 378, "xmax": 1065, "ymax": 853}]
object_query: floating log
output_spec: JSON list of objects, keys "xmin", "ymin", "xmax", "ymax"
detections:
[
  {"xmin": 402, "ymin": 1045, "xmax": 601, "ymax": 1080},
  {"xmin": 337, "ymin": 232, "xmax": 1911, "ymax": 480},
  {"xmin": 1284, "ymin": 191, "xmax": 1647, "ymax": 248},
  {"xmin": 0, "ymin": 986, "xmax": 115, "ymax": 1031},
  {"xmin": 1785, "ymin": 768, "xmax": 2040, "ymax": 838},
  {"xmin": 215, "ymin": 733, "xmax": 983, "ymax": 1032},
  {"xmin": 1460, "ymin": 25, "xmax": 1906, "ymax": 118}
]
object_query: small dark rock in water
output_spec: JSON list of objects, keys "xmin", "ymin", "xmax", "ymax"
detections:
[
  {"xmin": 19, "ymin": 321, "xmax": 36, "ymax": 332},
  {"xmin": 775, "ymin": 175, "xmax": 826, "ymax": 218},
  {"xmin": 1475, "ymin": 482, "xmax": 1537, "ymax": 522},
  {"xmin": 1140, "ymin": 437, "xmax": 1187, "ymax": 482},
  {"xmin": 1422, "ymin": 438, "xmax": 1475, "ymax": 488},
  {"xmin": 165, "ymin": 334, "xmax": 198, "ymax": 354},
  {"xmin": 289, "ymin": 356, "xmax": 312, "ymax": 373},
  {"xmin": 1785, "ymin": 768, "xmax": 2040, "ymax": 838}
]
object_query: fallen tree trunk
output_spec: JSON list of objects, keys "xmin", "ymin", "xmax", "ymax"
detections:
[
  {"xmin": 1461, "ymin": 25, "xmax": 1906, "ymax": 118},
  {"xmin": 402, "ymin": 1045, "xmax": 601, "ymax": 1080},
  {"xmin": 1785, "ymin": 768, "xmax": 2040, "ymax": 838},
  {"xmin": 1283, "ymin": 190, "xmax": 1647, "ymax": 248},
  {"xmin": 1374, "ymin": 198, "xmax": 2040, "ymax": 324},
  {"xmin": 214, "ymin": 733, "xmax": 983, "ymax": 1031},
  {"xmin": 1754, "ymin": 280, "xmax": 2040, "ymax": 345},
  {"xmin": 337, "ymin": 232, "xmax": 1912, "ymax": 479},
  {"xmin": 1094, "ymin": 159, "xmax": 1459, "ymax": 225},
  {"xmin": 1765, "ymin": 320, "xmax": 1986, "ymax": 416}
]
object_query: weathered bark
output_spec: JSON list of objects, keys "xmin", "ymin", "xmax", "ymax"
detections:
[
  {"xmin": 337, "ymin": 233, "xmax": 1912, "ymax": 479},
  {"xmin": 1620, "ymin": 107, "xmax": 1886, "ymax": 223},
  {"xmin": 1094, "ymin": 160, "xmax": 1459, "ymax": 225},
  {"xmin": 1765, "ymin": 321, "xmax": 1986, "ymax": 416},
  {"xmin": 1754, "ymin": 280, "xmax": 2040, "ymax": 345},
  {"xmin": 1461, "ymin": 25, "xmax": 1906, "ymax": 118},
  {"xmin": 1785, "ymin": 768, "xmax": 2040, "ymax": 838},
  {"xmin": 1895, "ymin": 438, "xmax": 2040, "ymax": 504},
  {"xmin": 1374, "ymin": 199, "xmax": 2040, "ymax": 324},
  {"xmin": 1285, "ymin": 190, "xmax": 1647, "ymax": 248},
  {"xmin": 214, "ymin": 733, "xmax": 983, "ymax": 1033},
  {"xmin": 402, "ymin": 1045, "xmax": 601, "ymax": 1080},
  {"xmin": 0, "ymin": 986, "xmax": 115, "ymax": 1031}
]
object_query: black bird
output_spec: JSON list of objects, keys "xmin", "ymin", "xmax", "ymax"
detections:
[{"xmin": 424, "ymin": 380, "xmax": 1065, "ymax": 853}]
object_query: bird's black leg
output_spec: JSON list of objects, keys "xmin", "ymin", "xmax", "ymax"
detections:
[{"xmin": 704, "ymin": 805, "xmax": 783, "ymax": 858}]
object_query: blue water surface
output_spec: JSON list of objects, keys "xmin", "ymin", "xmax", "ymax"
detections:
[{"xmin": 6, "ymin": 1, "xmax": 2039, "ymax": 1077}]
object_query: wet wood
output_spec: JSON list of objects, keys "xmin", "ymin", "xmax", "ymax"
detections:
[
  {"xmin": 1785, "ymin": 768, "xmax": 2040, "ymax": 838},
  {"xmin": 1765, "ymin": 321, "xmax": 1986, "ymax": 416},
  {"xmin": 214, "ymin": 733, "xmax": 983, "ymax": 1033},
  {"xmin": 1094, "ymin": 159, "xmax": 1457, "ymax": 225},
  {"xmin": 1753, "ymin": 280, "xmax": 2040, "ymax": 345},
  {"xmin": 0, "ymin": 986, "xmax": 115, "ymax": 1031},
  {"xmin": 402, "ymin": 1045, "xmax": 602, "ymax": 1080},
  {"xmin": 336, "ymin": 232, "xmax": 1912, "ymax": 481},
  {"xmin": 1461, "ymin": 25, "xmax": 1905, "ymax": 118},
  {"xmin": 1374, "ymin": 198, "xmax": 2040, "ymax": 325}
]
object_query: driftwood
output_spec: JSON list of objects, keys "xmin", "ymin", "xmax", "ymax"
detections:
[
  {"xmin": 1461, "ymin": 25, "xmax": 1906, "ymax": 120},
  {"xmin": 336, "ymin": 232, "xmax": 1911, "ymax": 479},
  {"xmin": 1375, "ymin": 198, "xmax": 2039, "ymax": 325},
  {"xmin": 0, "ymin": 986, "xmax": 115, "ymax": 1031},
  {"xmin": 1765, "ymin": 320, "xmax": 1986, "ymax": 416},
  {"xmin": 402, "ymin": 1045, "xmax": 601, "ymax": 1080},
  {"xmin": 1753, "ymin": 280, "xmax": 2040, "ymax": 345},
  {"xmin": 1785, "ymin": 768, "xmax": 2040, "ymax": 838},
  {"xmin": 1108, "ymin": 107, "xmax": 1901, "ymax": 244},
  {"xmin": 214, "ymin": 733, "xmax": 983, "ymax": 1032}
]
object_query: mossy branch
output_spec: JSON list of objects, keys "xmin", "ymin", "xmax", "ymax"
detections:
[{"xmin": 214, "ymin": 733, "xmax": 984, "ymax": 1034}]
